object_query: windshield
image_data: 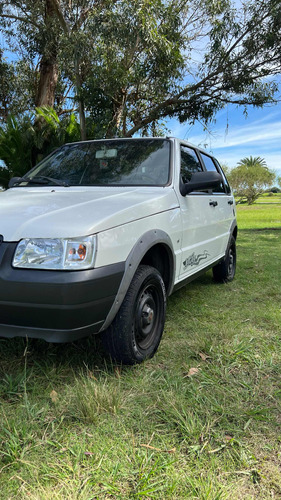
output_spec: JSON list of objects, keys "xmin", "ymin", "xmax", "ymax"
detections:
[{"xmin": 19, "ymin": 139, "xmax": 170, "ymax": 187}]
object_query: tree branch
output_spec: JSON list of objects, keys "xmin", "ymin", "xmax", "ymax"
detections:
[
  {"xmin": 0, "ymin": 13, "xmax": 41, "ymax": 29},
  {"xmin": 48, "ymin": 0, "xmax": 69, "ymax": 34}
]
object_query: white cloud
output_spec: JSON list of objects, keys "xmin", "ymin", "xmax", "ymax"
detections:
[
  {"xmin": 187, "ymin": 117, "xmax": 281, "ymax": 150},
  {"xmin": 169, "ymin": 107, "xmax": 281, "ymax": 172},
  {"xmin": 208, "ymin": 125, "xmax": 281, "ymax": 149}
]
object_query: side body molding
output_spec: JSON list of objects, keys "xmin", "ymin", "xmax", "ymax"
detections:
[{"xmin": 100, "ymin": 229, "xmax": 175, "ymax": 331}]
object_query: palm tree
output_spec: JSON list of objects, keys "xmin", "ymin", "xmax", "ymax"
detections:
[
  {"xmin": 237, "ymin": 156, "xmax": 267, "ymax": 169},
  {"xmin": 228, "ymin": 156, "xmax": 275, "ymax": 204}
]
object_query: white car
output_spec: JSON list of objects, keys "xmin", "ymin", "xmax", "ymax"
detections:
[{"xmin": 0, "ymin": 137, "xmax": 237, "ymax": 364}]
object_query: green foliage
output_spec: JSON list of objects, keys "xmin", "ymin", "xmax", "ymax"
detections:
[
  {"xmin": 0, "ymin": 49, "xmax": 15, "ymax": 120},
  {"xmin": 35, "ymin": 107, "xmax": 81, "ymax": 149},
  {"xmin": 0, "ymin": 0, "xmax": 281, "ymax": 137},
  {"xmin": 228, "ymin": 156, "xmax": 276, "ymax": 204},
  {"xmin": 79, "ymin": 0, "xmax": 186, "ymax": 137},
  {"xmin": 0, "ymin": 109, "xmax": 81, "ymax": 187},
  {"xmin": 0, "ymin": 115, "xmax": 35, "ymax": 186}
]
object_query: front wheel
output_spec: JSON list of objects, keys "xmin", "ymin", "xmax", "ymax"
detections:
[
  {"xmin": 212, "ymin": 236, "xmax": 236, "ymax": 283},
  {"xmin": 102, "ymin": 265, "xmax": 166, "ymax": 365}
]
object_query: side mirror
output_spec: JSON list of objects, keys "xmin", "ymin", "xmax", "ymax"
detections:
[
  {"xmin": 181, "ymin": 171, "xmax": 222, "ymax": 196},
  {"xmin": 8, "ymin": 177, "xmax": 22, "ymax": 188}
]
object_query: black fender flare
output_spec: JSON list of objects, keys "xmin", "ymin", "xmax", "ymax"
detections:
[
  {"xmin": 225, "ymin": 219, "xmax": 238, "ymax": 256},
  {"xmin": 100, "ymin": 229, "xmax": 175, "ymax": 331}
]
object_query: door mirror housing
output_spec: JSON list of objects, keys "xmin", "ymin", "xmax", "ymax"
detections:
[{"xmin": 180, "ymin": 171, "xmax": 222, "ymax": 196}]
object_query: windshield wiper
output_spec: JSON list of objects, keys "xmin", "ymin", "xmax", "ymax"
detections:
[{"xmin": 23, "ymin": 176, "xmax": 69, "ymax": 187}]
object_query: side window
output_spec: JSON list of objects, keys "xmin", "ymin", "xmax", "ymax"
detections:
[
  {"xmin": 214, "ymin": 159, "xmax": 231, "ymax": 194},
  {"xmin": 180, "ymin": 146, "xmax": 202, "ymax": 184},
  {"xmin": 200, "ymin": 153, "xmax": 225, "ymax": 193}
]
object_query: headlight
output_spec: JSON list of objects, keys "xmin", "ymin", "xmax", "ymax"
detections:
[{"xmin": 13, "ymin": 235, "xmax": 96, "ymax": 270}]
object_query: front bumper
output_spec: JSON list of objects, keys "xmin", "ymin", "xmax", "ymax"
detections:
[{"xmin": 0, "ymin": 242, "xmax": 124, "ymax": 342}]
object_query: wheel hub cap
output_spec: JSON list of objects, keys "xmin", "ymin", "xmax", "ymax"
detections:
[
  {"xmin": 142, "ymin": 305, "xmax": 154, "ymax": 326},
  {"xmin": 228, "ymin": 249, "xmax": 234, "ymax": 274},
  {"xmin": 137, "ymin": 293, "xmax": 156, "ymax": 339}
]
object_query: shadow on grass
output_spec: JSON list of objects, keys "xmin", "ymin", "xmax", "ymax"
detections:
[{"xmin": 0, "ymin": 333, "xmax": 117, "ymax": 387}]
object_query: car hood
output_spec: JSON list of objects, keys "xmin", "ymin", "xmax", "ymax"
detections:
[{"xmin": 0, "ymin": 186, "xmax": 179, "ymax": 241}]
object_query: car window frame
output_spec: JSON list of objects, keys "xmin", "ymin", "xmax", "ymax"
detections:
[
  {"xmin": 196, "ymin": 151, "xmax": 229, "ymax": 195},
  {"xmin": 13, "ymin": 138, "xmax": 173, "ymax": 189},
  {"xmin": 179, "ymin": 143, "xmax": 207, "ymax": 195}
]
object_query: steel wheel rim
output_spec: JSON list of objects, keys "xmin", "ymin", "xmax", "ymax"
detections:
[
  {"xmin": 135, "ymin": 283, "xmax": 162, "ymax": 350},
  {"xmin": 228, "ymin": 246, "xmax": 235, "ymax": 277}
]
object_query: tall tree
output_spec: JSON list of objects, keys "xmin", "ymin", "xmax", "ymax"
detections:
[
  {"xmin": 75, "ymin": 0, "xmax": 281, "ymax": 137},
  {"xmin": 0, "ymin": 0, "xmax": 106, "ymax": 137},
  {"xmin": 0, "ymin": 0, "xmax": 280, "ymax": 138}
]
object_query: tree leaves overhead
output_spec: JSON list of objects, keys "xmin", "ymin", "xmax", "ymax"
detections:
[
  {"xmin": 81, "ymin": 0, "xmax": 187, "ymax": 137},
  {"xmin": 0, "ymin": 0, "xmax": 280, "ymax": 138}
]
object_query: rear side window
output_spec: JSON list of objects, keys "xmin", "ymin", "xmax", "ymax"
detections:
[
  {"xmin": 180, "ymin": 146, "xmax": 203, "ymax": 183},
  {"xmin": 200, "ymin": 153, "xmax": 225, "ymax": 193},
  {"xmin": 214, "ymin": 159, "xmax": 231, "ymax": 194}
]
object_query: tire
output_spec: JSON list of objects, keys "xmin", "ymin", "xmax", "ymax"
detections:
[
  {"xmin": 102, "ymin": 265, "xmax": 166, "ymax": 365},
  {"xmin": 212, "ymin": 236, "xmax": 236, "ymax": 283}
]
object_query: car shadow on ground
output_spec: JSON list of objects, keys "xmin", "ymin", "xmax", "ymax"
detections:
[{"xmin": 0, "ymin": 333, "xmax": 113, "ymax": 380}]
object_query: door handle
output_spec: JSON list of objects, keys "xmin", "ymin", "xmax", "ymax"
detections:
[
  {"xmin": 228, "ymin": 200, "xmax": 234, "ymax": 205},
  {"xmin": 209, "ymin": 201, "xmax": 218, "ymax": 207}
]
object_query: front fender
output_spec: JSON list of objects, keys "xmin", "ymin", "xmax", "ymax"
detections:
[{"xmin": 100, "ymin": 229, "xmax": 175, "ymax": 331}]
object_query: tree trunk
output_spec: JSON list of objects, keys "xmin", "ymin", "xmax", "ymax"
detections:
[
  {"xmin": 35, "ymin": 0, "xmax": 59, "ymax": 108},
  {"xmin": 106, "ymin": 92, "xmax": 126, "ymax": 138},
  {"xmin": 78, "ymin": 98, "xmax": 87, "ymax": 141},
  {"xmin": 75, "ymin": 56, "xmax": 87, "ymax": 141},
  {"xmin": 36, "ymin": 58, "xmax": 58, "ymax": 107}
]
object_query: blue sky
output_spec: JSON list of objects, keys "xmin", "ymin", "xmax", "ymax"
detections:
[{"xmin": 169, "ymin": 103, "xmax": 281, "ymax": 180}]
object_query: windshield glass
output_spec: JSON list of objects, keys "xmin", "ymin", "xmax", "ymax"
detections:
[{"xmin": 20, "ymin": 139, "xmax": 170, "ymax": 187}]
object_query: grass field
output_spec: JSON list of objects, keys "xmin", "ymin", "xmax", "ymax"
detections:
[
  {"xmin": 0, "ymin": 197, "xmax": 280, "ymax": 499},
  {"xmin": 237, "ymin": 193, "xmax": 281, "ymax": 230}
]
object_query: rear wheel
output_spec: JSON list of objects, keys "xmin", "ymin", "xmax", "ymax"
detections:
[
  {"xmin": 213, "ymin": 236, "xmax": 236, "ymax": 283},
  {"xmin": 102, "ymin": 265, "xmax": 166, "ymax": 364}
]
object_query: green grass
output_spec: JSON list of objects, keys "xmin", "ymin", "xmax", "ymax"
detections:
[
  {"xmin": 0, "ymin": 201, "xmax": 281, "ymax": 498},
  {"xmin": 256, "ymin": 193, "xmax": 281, "ymax": 203},
  {"xmin": 236, "ymin": 193, "xmax": 281, "ymax": 230}
]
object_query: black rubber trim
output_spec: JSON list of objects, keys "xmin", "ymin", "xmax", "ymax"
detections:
[
  {"xmin": 0, "ymin": 321, "xmax": 104, "ymax": 343},
  {"xmin": 172, "ymin": 258, "xmax": 223, "ymax": 293},
  {"xmin": 229, "ymin": 219, "xmax": 238, "ymax": 239},
  {"xmin": 100, "ymin": 229, "xmax": 175, "ymax": 331},
  {"xmin": 0, "ymin": 242, "xmax": 125, "ymax": 341}
]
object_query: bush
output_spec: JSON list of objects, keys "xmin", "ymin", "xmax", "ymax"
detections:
[{"xmin": 0, "ymin": 109, "xmax": 81, "ymax": 188}]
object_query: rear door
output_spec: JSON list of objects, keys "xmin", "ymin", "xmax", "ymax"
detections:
[{"xmin": 199, "ymin": 152, "xmax": 235, "ymax": 256}]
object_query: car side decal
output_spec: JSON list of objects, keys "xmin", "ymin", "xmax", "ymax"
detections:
[{"xmin": 183, "ymin": 250, "xmax": 209, "ymax": 269}]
